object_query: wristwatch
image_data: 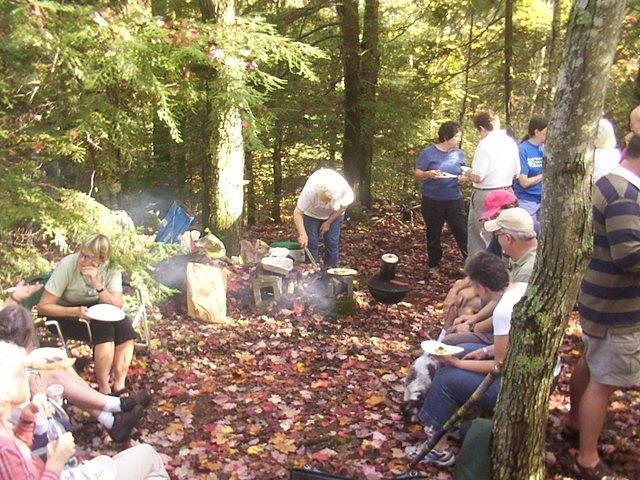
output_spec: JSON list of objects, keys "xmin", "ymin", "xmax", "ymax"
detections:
[{"xmin": 96, "ymin": 287, "xmax": 104, "ymax": 294}]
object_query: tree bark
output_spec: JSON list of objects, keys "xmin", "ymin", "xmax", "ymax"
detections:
[
  {"xmin": 459, "ymin": 11, "xmax": 475, "ymax": 133},
  {"xmin": 491, "ymin": 1, "xmax": 627, "ymax": 479},
  {"xmin": 358, "ymin": 0, "xmax": 379, "ymax": 209},
  {"xmin": 245, "ymin": 149, "xmax": 255, "ymax": 227},
  {"xmin": 337, "ymin": 0, "xmax": 362, "ymax": 204},
  {"xmin": 199, "ymin": 0, "xmax": 245, "ymax": 255},
  {"xmin": 543, "ymin": 0, "xmax": 564, "ymax": 116},
  {"xmin": 503, "ymin": 0, "xmax": 514, "ymax": 126},
  {"xmin": 271, "ymin": 123, "xmax": 284, "ymax": 224}
]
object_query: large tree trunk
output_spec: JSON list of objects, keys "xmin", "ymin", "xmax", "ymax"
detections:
[
  {"xmin": 358, "ymin": 0, "xmax": 379, "ymax": 209},
  {"xmin": 491, "ymin": 1, "xmax": 627, "ymax": 479},
  {"xmin": 271, "ymin": 123, "xmax": 284, "ymax": 224},
  {"xmin": 543, "ymin": 0, "xmax": 564, "ymax": 116},
  {"xmin": 245, "ymin": 149, "xmax": 255, "ymax": 227},
  {"xmin": 503, "ymin": 0, "xmax": 514, "ymax": 126},
  {"xmin": 199, "ymin": 0, "xmax": 245, "ymax": 255},
  {"xmin": 337, "ymin": 0, "xmax": 362, "ymax": 204}
]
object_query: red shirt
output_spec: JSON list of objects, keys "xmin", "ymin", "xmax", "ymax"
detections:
[{"xmin": 0, "ymin": 419, "xmax": 59, "ymax": 480}]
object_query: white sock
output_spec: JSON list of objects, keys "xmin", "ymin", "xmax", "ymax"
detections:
[
  {"xmin": 103, "ymin": 395, "xmax": 122, "ymax": 413},
  {"xmin": 97, "ymin": 411, "xmax": 115, "ymax": 429}
]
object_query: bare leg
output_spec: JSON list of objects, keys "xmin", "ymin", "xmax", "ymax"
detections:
[
  {"xmin": 94, "ymin": 342, "xmax": 116, "ymax": 394},
  {"xmin": 112, "ymin": 340, "xmax": 134, "ymax": 392},
  {"xmin": 41, "ymin": 367, "xmax": 109, "ymax": 412},
  {"xmin": 577, "ymin": 380, "xmax": 616, "ymax": 467},
  {"xmin": 567, "ymin": 356, "xmax": 589, "ymax": 429}
]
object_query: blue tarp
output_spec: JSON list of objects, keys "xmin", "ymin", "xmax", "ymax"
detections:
[{"xmin": 155, "ymin": 201, "xmax": 194, "ymax": 244}]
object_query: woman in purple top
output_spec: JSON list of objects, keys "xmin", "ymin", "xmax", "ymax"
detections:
[{"xmin": 414, "ymin": 121, "xmax": 470, "ymax": 272}]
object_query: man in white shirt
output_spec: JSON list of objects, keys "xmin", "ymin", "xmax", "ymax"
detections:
[
  {"xmin": 466, "ymin": 110, "xmax": 520, "ymax": 256},
  {"xmin": 293, "ymin": 168, "xmax": 354, "ymax": 267}
]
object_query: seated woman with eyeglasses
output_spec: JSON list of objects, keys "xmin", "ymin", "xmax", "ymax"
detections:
[{"xmin": 37, "ymin": 234, "xmax": 136, "ymax": 395}]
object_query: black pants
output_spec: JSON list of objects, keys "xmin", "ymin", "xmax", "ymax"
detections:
[{"xmin": 420, "ymin": 196, "xmax": 468, "ymax": 268}]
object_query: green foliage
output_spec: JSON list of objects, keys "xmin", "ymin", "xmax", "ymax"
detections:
[{"xmin": 0, "ymin": 161, "xmax": 179, "ymax": 297}]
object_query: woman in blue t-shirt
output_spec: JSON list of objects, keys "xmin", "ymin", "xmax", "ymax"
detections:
[
  {"xmin": 414, "ymin": 121, "xmax": 470, "ymax": 273},
  {"xmin": 513, "ymin": 115, "xmax": 548, "ymax": 222}
]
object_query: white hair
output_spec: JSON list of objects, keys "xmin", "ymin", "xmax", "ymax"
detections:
[
  {"xmin": 317, "ymin": 181, "xmax": 342, "ymax": 202},
  {"xmin": 595, "ymin": 118, "xmax": 616, "ymax": 149},
  {"xmin": 0, "ymin": 341, "xmax": 26, "ymax": 404}
]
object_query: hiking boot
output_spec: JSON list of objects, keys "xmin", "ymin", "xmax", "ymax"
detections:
[
  {"xmin": 421, "ymin": 447, "xmax": 456, "ymax": 467},
  {"xmin": 119, "ymin": 390, "xmax": 152, "ymax": 412},
  {"xmin": 109, "ymin": 405, "xmax": 144, "ymax": 442}
]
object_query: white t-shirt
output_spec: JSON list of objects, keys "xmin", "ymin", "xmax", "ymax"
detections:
[
  {"xmin": 296, "ymin": 169, "xmax": 354, "ymax": 220},
  {"xmin": 472, "ymin": 130, "xmax": 520, "ymax": 189},
  {"xmin": 593, "ymin": 147, "xmax": 620, "ymax": 182},
  {"xmin": 492, "ymin": 282, "xmax": 528, "ymax": 336}
]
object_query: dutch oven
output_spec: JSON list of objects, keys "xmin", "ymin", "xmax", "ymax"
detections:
[{"xmin": 367, "ymin": 275, "xmax": 410, "ymax": 304}]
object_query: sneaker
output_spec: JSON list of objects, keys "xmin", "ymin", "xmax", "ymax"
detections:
[
  {"xmin": 119, "ymin": 390, "xmax": 152, "ymax": 412},
  {"xmin": 109, "ymin": 405, "xmax": 144, "ymax": 442},
  {"xmin": 422, "ymin": 447, "xmax": 456, "ymax": 467}
]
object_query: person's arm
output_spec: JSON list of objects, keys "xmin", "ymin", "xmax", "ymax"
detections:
[
  {"xmin": 5, "ymin": 282, "xmax": 43, "ymax": 305},
  {"xmin": 606, "ymin": 199, "xmax": 640, "ymax": 272},
  {"xmin": 79, "ymin": 266, "xmax": 123, "ymax": 308},
  {"xmin": 293, "ymin": 206, "xmax": 308, "ymax": 248},
  {"xmin": 453, "ymin": 298, "xmax": 498, "ymax": 327},
  {"xmin": 414, "ymin": 168, "xmax": 445, "ymax": 182},
  {"xmin": 320, "ymin": 206, "xmax": 348, "ymax": 235},
  {"xmin": 470, "ymin": 145, "xmax": 488, "ymax": 183},
  {"xmin": 37, "ymin": 291, "xmax": 88, "ymax": 319},
  {"xmin": 517, "ymin": 173, "xmax": 543, "ymax": 188}
]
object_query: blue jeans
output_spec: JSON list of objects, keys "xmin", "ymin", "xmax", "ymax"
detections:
[
  {"xmin": 517, "ymin": 198, "xmax": 541, "ymax": 225},
  {"xmin": 417, "ymin": 343, "xmax": 501, "ymax": 431},
  {"xmin": 303, "ymin": 213, "xmax": 344, "ymax": 267}
]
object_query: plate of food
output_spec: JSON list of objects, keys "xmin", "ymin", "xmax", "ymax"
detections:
[
  {"xmin": 434, "ymin": 172, "xmax": 458, "ymax": 179},
  {"xmin": 86, "ymin": 304, "xmax": 126, "ymax": 322},
  {"xmin": 26, "ymin": 348, "xmax": 75, "ymax": 370},
  {"xmin": 421, "ymin": 340, "xmax": 464, "ymax": 356},
  {"xmin": 326, "ymin": 267, "xmax": 358, "ymax": 276}
]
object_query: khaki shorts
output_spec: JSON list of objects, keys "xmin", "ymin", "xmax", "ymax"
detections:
[{"xmin": 583, "ymin": 328, "xmax": 640, "ymax": 387}]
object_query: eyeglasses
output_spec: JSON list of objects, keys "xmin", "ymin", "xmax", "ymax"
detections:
[{"xmin": 79, "ymin": 253, "xmax": 102, "ymax": 266}]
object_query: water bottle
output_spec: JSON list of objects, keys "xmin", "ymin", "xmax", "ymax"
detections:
[{"xmin": 47, "ymin": 417, "xmax": 78, "ymax": 468}]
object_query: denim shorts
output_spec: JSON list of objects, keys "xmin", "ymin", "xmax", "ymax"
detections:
[{"xmin": 583, "ymin": 328, "xmax": 640, "ymax": 387}]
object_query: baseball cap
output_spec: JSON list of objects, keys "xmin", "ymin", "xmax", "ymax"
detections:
[
  {"xmin": 481, "ymin": 190, "xmax": 518, "ymax": 220},
  {"xmin": 484, "ymin": 207, "xmax": 535, "ymax": 236}
]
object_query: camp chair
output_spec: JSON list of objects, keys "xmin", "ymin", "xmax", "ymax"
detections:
[
  {"xmin": 155, "ymin": 201, "xmax": 194, "ymax": 244},
  {"xmin": 22, "ymin": 273, "xmax": 150, "ymax": 353}
]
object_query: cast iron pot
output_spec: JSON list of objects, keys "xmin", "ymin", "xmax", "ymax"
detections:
[{"xmin": 367, "ymin": 276, "xmax": 410, "ymax": 304}]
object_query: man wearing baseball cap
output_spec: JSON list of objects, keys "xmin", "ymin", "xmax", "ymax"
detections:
[
  {"xmin": 443, "ymin": 207, "xmax": 537, "ymax": 345},
  {"xmin": 441, "ymin": 190, "xmax": 519, "ymax": 332}
]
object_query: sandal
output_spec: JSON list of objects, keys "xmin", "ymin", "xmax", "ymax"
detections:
[{"xmin": 573, "ymin": 459, "xmax": 622, "ymax": 480}]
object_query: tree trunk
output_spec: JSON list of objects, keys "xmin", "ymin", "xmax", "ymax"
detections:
[
  {"xmin": 491, "ymin": 1, "xmax": 627, "ymax": 479},
  {"xmin": 199, "ymin": 0, "xmax": 245, "ymax": 256},
  {"xmin": 337, "ymin": 0, "xmax": 362, "ymax": 204},
  {"xmin": 245, "ymin": 149, "xmax": 255, "ymax": 227},
  {"xmin": 358, "ymin": 0, "xmax": 379, "ymax": 209},
  {"xmin": 271, "ymin": 123, "xmax": 284, "ymax": 224},
  {"xmin": 503, "ymin": 0, "xmax": 514, "ymax": 126},
  {"xmin": 459, "ymin": 11, "xmax": 475, "ymax": 134},
  {"xmin": 543, "ymin": 0, "xmax": 564, "ymax": 116}
]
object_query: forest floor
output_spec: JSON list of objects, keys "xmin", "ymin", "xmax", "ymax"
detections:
[{"xmin": 70, "ymin": 209, "xmax": 640, "ymax": 480}]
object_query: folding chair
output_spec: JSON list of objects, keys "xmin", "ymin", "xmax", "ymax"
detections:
[{"xmin": 23, "ymin": 272, "xmax": 150, "ymax": 352}]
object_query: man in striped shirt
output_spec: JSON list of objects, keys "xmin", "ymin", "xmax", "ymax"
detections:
[{"xmin": 568, "ymin": 134, "xmax": 640, "ymax": 479}]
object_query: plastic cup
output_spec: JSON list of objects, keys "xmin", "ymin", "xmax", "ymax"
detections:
[{"xmin": 47, "ymin": 383, "xmax": 64, "ymax": 405}]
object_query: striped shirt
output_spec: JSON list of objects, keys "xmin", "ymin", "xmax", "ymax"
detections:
[
  {"xmin": 0, "ymin": 419, "xmax": 60, "ymax": 480},
  {"xmin": 578, "ymin": 166, "xmax": 640, "ymax": 326}
]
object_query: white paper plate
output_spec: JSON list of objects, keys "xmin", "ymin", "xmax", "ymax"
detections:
[
  {"xmin": 26, "ymin": 347, "xmax": 75, "ymax": 370},
  {"xmin": 421, "ymin": 340, "xmax": 464, "ymax": 356},
  {"xmin": 435, "ymin": 172, "xmax": 458, "ymax": 179},
  {"xmin": 86, "ymin": 304, "xmax": 126, "ymax": 322}
]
